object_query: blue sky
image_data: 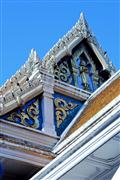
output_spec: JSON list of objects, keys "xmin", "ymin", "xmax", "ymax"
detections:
[{"xmin": 0, "ymin": 0, "xmax": 119, "ymax": 85}]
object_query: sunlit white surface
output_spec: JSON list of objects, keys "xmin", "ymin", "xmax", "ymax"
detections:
[{"xmin": 112, "ymin": 166, "xmax": 120, "ymax": 180}]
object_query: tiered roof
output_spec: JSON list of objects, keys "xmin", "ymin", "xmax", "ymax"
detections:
[{"xmin": 0, "ymin": 13, "xmax": 116, "ymax": 116}]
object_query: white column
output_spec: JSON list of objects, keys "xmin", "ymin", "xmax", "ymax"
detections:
[{"xmin": 41, "ymin": 73, "xmax": 56, "ymax": 136}]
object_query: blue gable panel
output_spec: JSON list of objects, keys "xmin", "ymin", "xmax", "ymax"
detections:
[
  {"xmin": 0, "ymin": 96, "xmax": 43, "ymax": 130},
  {"xmin": 54, "ymin": 92, "xmax": 84, "ymax": 136}
]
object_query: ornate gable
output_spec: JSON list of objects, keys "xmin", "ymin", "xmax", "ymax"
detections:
[
  {"xmin": 0, "ymin": 13, "xmax": 116, "ymax": 138},
  {"xmin": 43, "ymin": 13, "xmax": 116, "ymax": 92},
  {"xmin": 1, "ymin": 96, "xmax": 43, "ymax": 130}
]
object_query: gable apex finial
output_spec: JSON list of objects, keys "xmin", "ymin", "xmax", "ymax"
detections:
[
  {"xmin": 79, "ymin": 12, "xmax": 88, "ymax": 28},
  {"xmin": 80, "ymin": 12, "xmax": 87, "ymax": 24},
  {"xmin": 29, "ymin": 48, "xmax": 37, "ymax": 61},
  {"xmin": 28, "ymin": 48, "xmax": 41, "ymax": 63},
  {"xmin": 80, "ymin": 12, "xmax": 85, "ymax": 20},
  {"xmin": 79, "ymin": 12, "xmax": 91, "ymax": 38}
]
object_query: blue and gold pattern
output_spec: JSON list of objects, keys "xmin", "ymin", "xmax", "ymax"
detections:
[
  {"xmin": 54, "ymin": 93, "xmax": 84, "ymax": 136},
  {"xmin": 54, "ymin": 57, "xmax": 74, "ymax": 85},
  {"xmin": 54, "ymin": 49, "xmax": 104, "ymax": 92},
  {"xmin": 0, "ymin": 97, "xmax": 43, "ymax": 130}
]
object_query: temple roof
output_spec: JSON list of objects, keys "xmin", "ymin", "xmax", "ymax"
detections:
[
  {"xmin": 1, "ymin": 12, "xmax": 119, "ymax": 180},
  {"xmin": 0, "ymin": 13, "xmax": 116, "ymax": 115}
]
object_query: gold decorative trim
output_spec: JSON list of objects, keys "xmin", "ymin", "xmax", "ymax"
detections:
[{"xmin": 54, "ymin": 98, "xmax": 78, "ymax": 128}]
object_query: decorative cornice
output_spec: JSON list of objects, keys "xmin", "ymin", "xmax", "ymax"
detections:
[
  {"xmin": 54, "ymin": 79, "xmax": 91, "ymax": 101},
  {"xmin": 0, "ymin": 135, "xmax": 56, "ymax": 167},
  {"xmin": 0, "ymin": 134, "xmax": 56, "ymax": 155},
  {"xmin": 0, "ymin": 119, "xmax": 59, "ymax": 147}
]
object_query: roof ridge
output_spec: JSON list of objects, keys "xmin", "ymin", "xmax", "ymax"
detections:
[
  {"xmin": 0, "ymin": 48, "xmax": 41, "ymax": 89},
  {"xmin": 0, "ymin": 49, "xmax": 42, "ymax": 112},
  {"xmin": 42, "ymin": 12, "xmax": 116, "ymax": 74},
  {"xmin": 42, "ymin": 12, "xmax": 91, "ymax": 67}
]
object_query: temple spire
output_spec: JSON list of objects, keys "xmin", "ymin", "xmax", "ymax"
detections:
[
  {"xmin": 80, "ymin": 12, "xmax": 88, "ymax": 26},
  {"xmin": 80, "ymin": 12, "xmax": 85, "ymax": 21},
  {"xmin": 79, "ymin": 12, "xmax": 90, "ymax": 38},
  {"xmin": 28, "ymin": 48, "xmax": 40, "ymax": 63}
]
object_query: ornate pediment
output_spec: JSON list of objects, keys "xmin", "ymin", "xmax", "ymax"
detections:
[
  {"xmin": 0, "ymin": 96, "xmax": 43, "ymax": 130},
  {"xmin": 54, "ymin": 42, "xmax": 109, "ymax": 92},
  {"xmin": 39, "ymin": 13, "xmax": 116, "ymax": 93},
  {"xmin": 42, "ymin": 13, "xmax": 116, "ymax": 75}
]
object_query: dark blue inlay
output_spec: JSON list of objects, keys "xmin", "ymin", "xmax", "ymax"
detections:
[
  {"xmin": 0, "ymin": 96, "xmax": 43, "ymax": 130},
  {"xmin": 54, "ymin": 92, "xmax": 84, "ymax": 136}
]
